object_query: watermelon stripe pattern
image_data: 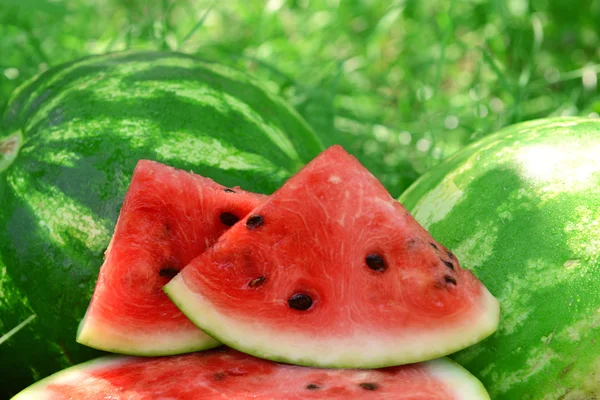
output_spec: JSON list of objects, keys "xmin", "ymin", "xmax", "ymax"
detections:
[
  {"xmin": 399, "ymin": 117, "xmax": 600, "ymax": 399},
  {"xmin": 0, "ymin": 50, "xmax": 323, "ymax": 398}
]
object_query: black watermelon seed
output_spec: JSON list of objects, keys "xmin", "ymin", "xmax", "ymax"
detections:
[
  {"xmin": 442, "ymin": 260, "xmax": 454, "ymax": 270},
  {"xmin": 220, "ymin": 212, "xmax": 240, "ymax": 227},
  {"xmin": 306, "ymin": 384, "xmax": 320, "ymax": 390},
  {"xmin": 429, "ymin": 242, "xmax": 438, "ymax": 250},
  {"xmin": 359, "ymin": 383, "xmax": 378, "ymax": 391},
  {"xmin": 444, "ymin": 275, "xmax": 457, "ymax": 285},
  {"xmin": 159, "ymin": 267, "xmax": 179, "ymax": 279},
  {"xmin": 246, "ymin": 215, "xmax": 264, "ymax": 229},
  {"xmin": 248, "ymin": 276, "xmax": 266, "ymax": 288},
  {"xmin": 288, "ymin": 294, "xmax": 313, "ymax": 311},
  {"xmin": 366, "ymin": 253, "xmax": 386, "ymax": 272},
  {"xmin": 224, "ymin": 188, "xmax": 236, "ymax": 193},
  {"xmin": 447, "ymin": 251, "xmax": 455, "ymax": 260}
]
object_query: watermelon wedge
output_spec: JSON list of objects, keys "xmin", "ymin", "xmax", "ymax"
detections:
[
  {"xmin": 12, "ymin": 348, "xmax": 491, "ymax": 399},
  {"xmin": 77, "ymin": 160, "xmax": 264, "ymax": 355},
  {"xmin": 164, "ymin": 146, "xmax": 500, "ymax": 368}
]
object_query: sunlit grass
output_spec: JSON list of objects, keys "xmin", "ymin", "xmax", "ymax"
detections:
[{"xmin": 1, "ymin": 0, "xmax": 599, "ymax": 195}]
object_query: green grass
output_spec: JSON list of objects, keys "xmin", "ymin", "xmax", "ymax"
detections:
[{"xmin": 1, "ymin": 0, "xmax": 599, "ymax": 196}]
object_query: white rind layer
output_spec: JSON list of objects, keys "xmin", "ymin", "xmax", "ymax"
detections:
[
  {"xmin": 426, "ymin": 358, "xmax": 491, "ymax": 400},
  {"xmin": 76, "ymin": 314, "xmax": 220, "ymax": 356},
  {"xmin": 12, "ymin": 357, "xmax": 127, "ymax": 400},
  {"xmin": 164, "ymin": 274, "xmax": 500, "ymax": 368}
]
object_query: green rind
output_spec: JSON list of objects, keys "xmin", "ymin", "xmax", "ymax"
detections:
[
  {"xmin": 400, "ymin": 117, "xmax": 600, "ymax": 399},
  {"xmin": 0, "ymin": 253, "xmax": 61, "ymax": 395},
  {"xmin": 164, "ymin": 271, "xmax": 500, "ymax": 369},
  {"xmin": 0, "ymin": 50, "xmax": 323, "ymax": 397}
]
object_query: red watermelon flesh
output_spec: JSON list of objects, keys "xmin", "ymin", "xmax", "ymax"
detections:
[
  {"xmin": 165, "ymin": 146, "xmax": 500, "ymax": 368},
  {"xmin": 13, "ymin": 348, "xmax": 490, "ymax": 399},
  {"xmin": 77, "ymin": 160, "xmax": 264, "ymax": 355}
]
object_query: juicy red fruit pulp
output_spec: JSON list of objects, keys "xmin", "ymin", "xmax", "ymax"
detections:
[
  {"xmin": 167, "ymin": 146, "xmax": 499, "ymax": 367},
  {"xmin": 183, "ymin": 148, "xmax": 478, "ymax": 332},
  {"xmin": 44, "ymin": 349, "xmax": 458, "ymax": 399},
  {"xmin": 78, "ymin": 160, "xmax": 264, "ymax": 353}
]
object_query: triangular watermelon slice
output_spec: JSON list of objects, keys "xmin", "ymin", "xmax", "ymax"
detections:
[
  {"xmin": 165, "ymin": 146, "xmax": 500, "ymax": 368},
  {"xmin": 13, "ymin": 348, "xmax": 491, "ymax": 399},
  {"xmin": 77, "ymin": 160, "xmax": 264, "ymax": 355}
]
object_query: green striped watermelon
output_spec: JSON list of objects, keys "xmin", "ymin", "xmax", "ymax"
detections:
[
  {"xmin": 399, "ymin": 117, "xmax": 600, "ymax": 399},
  {"xmin": 0, "ymin": 50, "xmax": 323, "ymax": 398}
]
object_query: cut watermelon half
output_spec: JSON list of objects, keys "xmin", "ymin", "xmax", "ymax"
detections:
[
  {"xmin": 77, "ymin": 160, "xmax": 264, "ymax": 355},
  {"xmin": 165, "ymin": 146, "xmax": 500, "ymax": 368},
  {"xmin": 12, "ymin": 348, "xmax": 491, "ymax": 399}
]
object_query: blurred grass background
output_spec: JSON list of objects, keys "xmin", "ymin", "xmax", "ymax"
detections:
[{"xmin": 1, "ymin": 0, "xmax": 599, "ymax": 196}]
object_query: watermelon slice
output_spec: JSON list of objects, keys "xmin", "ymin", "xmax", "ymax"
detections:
[
  {"xmin": 77, "ymin": 160, "xmax": 264, "ymax": 355},
  {"xmin": 165, "ymin": 146, "xmax": 500, "ymax": 368},
  {"xmin": 12, "ymin": 348, "xmax": 491, "ymax": 399}
]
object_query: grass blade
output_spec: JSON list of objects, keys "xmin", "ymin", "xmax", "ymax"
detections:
[
  {"xmin": 0, "ymin": 314, "xmax": 37, "ymax": 346},
  {"xmin": 178, "ymin": 0, "xmax": 219, "ymax": 49}
]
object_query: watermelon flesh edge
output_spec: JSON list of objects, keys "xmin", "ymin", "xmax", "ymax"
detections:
[
  {"xmin": 12, "ymin": 348, "xmax": 491, "ymax": 399},
  {"xmin": 76, "ymin": 160, "xmax": 264, "ymax": 355},
  {"xmin": 164, "ymin": 145, "xmax": 500, "ymax": 368}
]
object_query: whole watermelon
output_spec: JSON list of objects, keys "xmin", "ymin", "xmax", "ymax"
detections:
[
  {"xmin": 0, "ymin": 50, "xmax": 323, "ymax": 397},
  {"xmin": 399, "ymin": 117, "xmax": 600, "ymax": 399}
]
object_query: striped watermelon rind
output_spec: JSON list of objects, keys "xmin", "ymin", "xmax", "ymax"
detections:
[
  {"xmin": 0, "ymin": 50, "xmax": 323, "ymax": 397},
  {"xmin": 399, "ymin": 117, "xmax": 600, "ymax": 399}
]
